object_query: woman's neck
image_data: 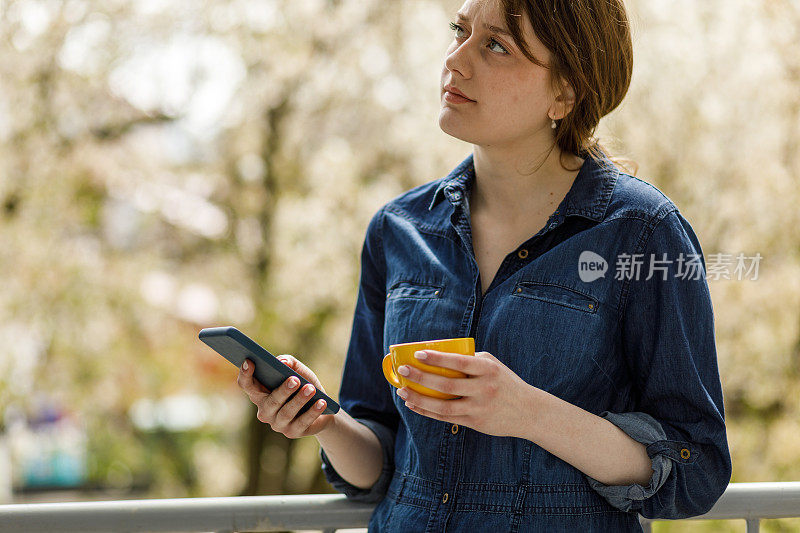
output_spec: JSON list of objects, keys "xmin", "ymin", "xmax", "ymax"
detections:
[{"xmin": 470, "ymin": 144, "xmax": 584, "ymax": 224}]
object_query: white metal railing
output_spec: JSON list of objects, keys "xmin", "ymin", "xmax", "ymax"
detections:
[
  {"xmin": 639, "ymin": 482, "xmax": 800, "ymax": 532},
  {"xmin": 0, "ymin": 482, "xmax": 797, "ymax": 532}
]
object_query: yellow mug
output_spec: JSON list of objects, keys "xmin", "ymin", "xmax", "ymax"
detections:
[{"xmin": 382, "ymin": 337, "xmax": 475, "ymax": 400}]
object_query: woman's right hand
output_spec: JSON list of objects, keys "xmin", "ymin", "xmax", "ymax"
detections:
[{"xmin": 236, "ymin": 354, "xmax": 336, "ymax": 438}]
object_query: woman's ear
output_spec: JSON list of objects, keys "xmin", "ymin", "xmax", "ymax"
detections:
[{"xmin": 549, "ymin": 77, "xmax": 576, "ymax": 120}]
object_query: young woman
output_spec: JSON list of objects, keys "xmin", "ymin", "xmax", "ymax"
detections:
[{"xmin": 237, "ymin": 0, "xmax": 733, "ymax": 530}]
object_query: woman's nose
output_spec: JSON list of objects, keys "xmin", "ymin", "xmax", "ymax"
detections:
[{"xmin": 444, "ymin": 41, "xmax": 472, "ymax": 79}]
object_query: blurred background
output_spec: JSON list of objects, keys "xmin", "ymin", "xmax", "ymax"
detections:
[{"xmin": 1, "ymin": 0, "xmax": 799, "ymax": 531}]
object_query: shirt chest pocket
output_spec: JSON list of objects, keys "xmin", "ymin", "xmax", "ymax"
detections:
[
  {"xmin": 495, "ymin": 280, "xmax": 612, "ymax": 398},
  {"xmin": 383, "ymin": 280, "xmax": 460, "ymax": 349},
  {"xmin": 506, "ymin": 281, "xmax": 603, "ymax": 356}
]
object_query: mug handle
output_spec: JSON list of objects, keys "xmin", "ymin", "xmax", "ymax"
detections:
[{"xmin": 382, "ymin": 354, "xmax": 403, "ymax": 388}]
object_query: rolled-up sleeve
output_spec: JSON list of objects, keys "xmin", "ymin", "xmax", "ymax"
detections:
[
  {"xmin": 319, "ymin": 206, "xmax": 400, "ymax": 503},
  {"xmin": 585, "ymin": 208, "xmax": 732, "ymax": 518},
  {"xmin": 320, "ymin": 417, "xmax": 396, "ymax": 502}
]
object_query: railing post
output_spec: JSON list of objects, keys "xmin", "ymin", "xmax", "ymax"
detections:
[{"xmin": 746, "ymin": 518, "xmax": 760, "ymax": 532}]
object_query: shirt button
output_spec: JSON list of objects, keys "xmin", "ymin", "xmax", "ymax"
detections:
[
  {"xmin": 442, "ymin": 492, "xmax": 449, "ymax": 503},
  {"xmin": 517, "ymin": 249, "xmax": 529, "ymax": 259},
  {"xmin": 451, "ymin": 424, "xmax": 459, "ymax": 434},
  {"xmin": 680, "ymin": 448, "xmax": 691, "ymax": 460}
]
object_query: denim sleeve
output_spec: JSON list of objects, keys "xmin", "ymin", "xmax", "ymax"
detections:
[
  {"xmin": 319, "ymin": 206, "xmax": 400, "ymax": 503},
  {"xmin": 584, "ymin": 412, "xmax": 673, "ymax": 509},
  {"xmin": 584, "ymin": 209, "xmax": 732, "ymax": 519},
  {"xmin": 320, "ymin": 417, "xmax": 396, "ymax": 502}
]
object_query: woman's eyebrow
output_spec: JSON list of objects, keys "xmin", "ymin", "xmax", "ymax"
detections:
[{"xmin": 454, "ymin": 12, "xmax": 513, "ymax": 37}]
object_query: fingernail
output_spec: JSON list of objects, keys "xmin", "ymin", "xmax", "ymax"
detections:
[
  {"xmin": 287, "ymin": 378, "xmax": 298, "ymax": 389},
  {"xmin": 415, "ymin": 350, "xmax": 427, "ymax": 360},
  {"xmin": 316, "ymin": 400, "xmax": 325, "ymax": 410},
  {"xmin": 398, "ymin": 365, "xmax": 410, "ymax": 376},
  {"xmin": 242, "ymin": 361, "xmax": 248, "ymax": 371},
  {"xmin": 397, "ymin": 388, "xmax": 408, "ymax": 399},
  {"xmin": 304, "ymin": 385, "xmax": 314, "ymax": 397}
]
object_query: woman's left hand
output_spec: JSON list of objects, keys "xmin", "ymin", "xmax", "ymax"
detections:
[{"xmin": 396, "ymin": 350, "xmax": 534, "ymax": 437}]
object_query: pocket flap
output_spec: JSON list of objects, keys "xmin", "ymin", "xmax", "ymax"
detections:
[
  {"xmin": 388, "ymin": 281, "xmax": 444, "ymax": 300},
  {"xmin": 512, "ymin": 281, "xmax": 598, "ymax": 313}
]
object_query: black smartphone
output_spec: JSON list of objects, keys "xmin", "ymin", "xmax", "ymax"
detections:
[{"xmin": 199, "ymin": 326, "xmax": 340, "ymax": 416}]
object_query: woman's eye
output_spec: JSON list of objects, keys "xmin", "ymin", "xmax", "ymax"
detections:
[
  {"xmin": 449, "ymin": 21, "xmax": 465, "ymax": 38},
  {"xmin": 448, "ymin": 21, "xmax": 509, "ymax": 55},
  {"xmin": 488, "ymin": 39, "xmax": 509, "ymax": 54}
]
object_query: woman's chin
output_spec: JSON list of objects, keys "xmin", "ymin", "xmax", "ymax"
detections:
[{"xmin": 439, "ymin": 113, "xmax": 470, "ymax": 140}]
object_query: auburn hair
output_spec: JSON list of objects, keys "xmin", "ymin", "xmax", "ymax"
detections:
[{"xmin": 499, "ymin": 0, "xmax": 637, "ymax": 174}]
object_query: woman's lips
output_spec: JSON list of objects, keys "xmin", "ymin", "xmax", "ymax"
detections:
[{"xmin": 443, "ymin": 91, "xmax": 476, "ymax": 104}]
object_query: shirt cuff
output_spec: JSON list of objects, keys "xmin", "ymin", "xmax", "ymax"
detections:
[
  {"xmin": 584, "ymin": 411, "xmax": 674, "ymax": 513},
  {"xmin": 319, "ymin": 417, "xmax": 396, "ymax": 503}
]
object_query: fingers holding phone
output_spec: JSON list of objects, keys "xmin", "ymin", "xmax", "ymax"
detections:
[
  {"xmin": 273, "ymin": 354, "xmax": 327, "ymax": 393},
  {"xmin": 236, "ymin": 359, "xmax": 268, "ymax": 397},
  {"xmin": 237, "ymin": 358, "xmax": 334, "ymax": 438}
]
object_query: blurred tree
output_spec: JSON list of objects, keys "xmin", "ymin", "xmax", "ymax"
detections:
[
  {"xmin": 0, "ymin": 0, "xmax": 461, "ymax": 497},
  {"xmin": 0, "ymin": 2, "xmax": 799, "ymax": 531}
]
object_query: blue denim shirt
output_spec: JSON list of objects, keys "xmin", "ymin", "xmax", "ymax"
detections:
[{"xmin": 320, "ymin": 150, "xmax": 732, "ymax": 532}]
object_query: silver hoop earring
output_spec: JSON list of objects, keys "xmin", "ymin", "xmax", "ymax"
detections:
[{"xmin": 551, "ymin": 119, "xmax": 557, "ymax": 130}]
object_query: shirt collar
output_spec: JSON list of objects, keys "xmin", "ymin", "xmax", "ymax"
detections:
[
  {"xmin": 428, "ymin": 149, "xmax": 619, "ymax": 222},
  {"xmin": 428, "ymin": 153, "xmax": 474, "ymax": 211}
]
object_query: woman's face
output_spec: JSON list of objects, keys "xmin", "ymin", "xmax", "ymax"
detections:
[{"xmin": 439, "ymin": 0, "xmax": 559, "ymax": 147}]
